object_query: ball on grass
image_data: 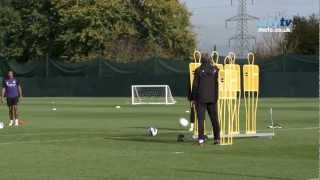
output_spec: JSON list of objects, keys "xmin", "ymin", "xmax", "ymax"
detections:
[
  {"xmin": 179, "ymin": 118, "xmax": 189, "ymax": 128},
  {"xmin": 115, "ymin": 106, "xmax": 121, "ymax": 109},
  {"xmin": 147, "ymin": 127, "xmax": 158, "ymax": 136}
]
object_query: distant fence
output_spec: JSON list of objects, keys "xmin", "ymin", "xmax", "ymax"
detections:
[{"xmin": 0, "ymin": 54, "xmax": 318, "ymax": 97}]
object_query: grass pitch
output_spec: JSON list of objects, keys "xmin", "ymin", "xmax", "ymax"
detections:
[{"xmin": 0, "ymin": 97, "xmax": 317, "ymax": 180}]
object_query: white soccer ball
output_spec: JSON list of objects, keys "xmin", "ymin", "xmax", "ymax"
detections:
[
  {"xmin": 147, "ymin": 127, "xmax": 158, "ymax": 136},
  {"xmin": 115, "ymin": 106, "xmax": 121, "ymax": 109},
  {"xmin": 179, "ymin": 118, "xmax": 189, "ymax": 128}
]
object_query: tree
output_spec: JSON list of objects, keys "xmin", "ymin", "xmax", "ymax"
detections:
[
  {"xmin": 0, "ymin": 0, "xmax": 50, "ymax": 62},
  {"xmin": 255, "ymin": 32, "xmax": 286, "ymax": 58},
  {"xmin": 0, "ymin": 0, "xmax": 196, "ymax": 62},
  {"xmin": 284, "ymin": 14, "xmax": 319, "ymax": 55}
]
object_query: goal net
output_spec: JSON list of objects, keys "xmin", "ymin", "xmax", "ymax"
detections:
[{"xmin": 131, "ymin": 85, "xmax": 176, "ymax": 105}]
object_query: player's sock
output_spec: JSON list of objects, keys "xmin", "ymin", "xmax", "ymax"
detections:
[
  {"xmin": 14, "ymin": 119, "xmax": 19, "ymax": 126},
  {"xmin": 9, "ymin": 120, "xmax": 14, "ymax": 127},
  {"xmin": 188, "ymin": 123, "xmax": 194, "ymax": 132}
]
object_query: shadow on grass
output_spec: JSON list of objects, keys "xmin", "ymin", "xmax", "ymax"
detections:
[
  {"xmin": 175, "ymin": 168, "xmax": 294, "ymax": 180},
  {"xmin": 105, "ymin": 136, "xmax": 177, "ymax": 144},
  {"xmin": 127, "ymin": 126, "xmax": 182, "ymax": 131},
  {"xmin": 105, "ymin": 133, "xmax": 192, "ymax": 145}
]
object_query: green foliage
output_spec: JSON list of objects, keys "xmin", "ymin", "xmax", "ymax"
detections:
[
  {"xmin": 284, "ymin": 14, "xmax": 319, "ymax": 55},
  {"xmin": 0, "ymin": 0, "xmax": 50, "ymax": 62},
  {"xmin": 0, "ymin": 0, "xmax": 196, "ymax": 62}
]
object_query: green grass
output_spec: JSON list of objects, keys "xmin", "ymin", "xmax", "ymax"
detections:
[{"xmin": 0, "ymin": 97, "xmax": 318, "ymax": 180}]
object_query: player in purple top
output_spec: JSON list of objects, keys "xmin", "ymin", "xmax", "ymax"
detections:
[{"xmin": 1, "ymin": 70, "xmax": 23, "ymax": 127}]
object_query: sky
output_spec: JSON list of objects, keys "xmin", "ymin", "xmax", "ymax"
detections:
[{"xmin": 181, "ymin": 0, "xmax": 319, "ymax": 56}]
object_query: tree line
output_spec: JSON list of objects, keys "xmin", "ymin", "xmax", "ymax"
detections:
[
  {"xmin": 0, "ymin": 0, "xmax": 196, "ymax": 62},
  {"xmin": 285, "ymin": 14, "xmax": 319, "ymax": 55}
]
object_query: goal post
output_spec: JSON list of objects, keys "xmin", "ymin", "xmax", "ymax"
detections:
[{"xmin": 131, "ymin": 85, "xmax": 176, "ymax": 105}]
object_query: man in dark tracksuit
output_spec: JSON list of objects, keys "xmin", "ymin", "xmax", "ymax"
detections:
[{"xmin": 189, "ymin": 54, "xmax": 220, "ymax": 145}]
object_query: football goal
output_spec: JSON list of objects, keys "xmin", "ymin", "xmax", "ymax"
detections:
[{"xmin": 131, "ymin": 85, "xmax": 176, "ymax": 105}]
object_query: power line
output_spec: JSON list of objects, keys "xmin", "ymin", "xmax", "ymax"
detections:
[{"xmin": 226, "ymin": 0, "xmax": 258, "ymax": 58}]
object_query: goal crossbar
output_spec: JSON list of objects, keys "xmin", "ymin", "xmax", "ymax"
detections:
[{"xmin": 131, "ymin": 85, "xmax": 176, "ymax": 105}]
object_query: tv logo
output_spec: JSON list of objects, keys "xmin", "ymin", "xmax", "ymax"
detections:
[
  {"xmin": 257, "ymin": 17, "xmax": 293, "ymax": 32},
  {"xmin": 280, "ymin": 17, "xmax": 293, "ymax": 27}
]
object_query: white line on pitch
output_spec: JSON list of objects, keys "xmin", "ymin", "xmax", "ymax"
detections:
[
  {"xmin": 260, "ymin": 127, "xmax": 318, "ymax": 131},
  {"xmin": 172, "ymin": 152, "xmax": 184, "ymax": 154}
]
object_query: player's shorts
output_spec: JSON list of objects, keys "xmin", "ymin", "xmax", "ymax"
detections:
[{"xmin": 6, "ymin": 97, "xmax": 19, "ymax": 106}]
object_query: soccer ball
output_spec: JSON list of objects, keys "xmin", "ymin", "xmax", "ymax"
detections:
[
  {"xmin": 179, "ymin": 118, "xmax": 189, "ymax": 128},
  {"xmin": 147, "ymin": 127, "xmax": 158, "ymax": 136}
]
